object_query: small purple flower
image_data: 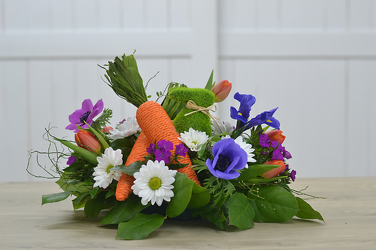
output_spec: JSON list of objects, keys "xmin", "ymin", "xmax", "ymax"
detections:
[
  {"xmin": 147, "ymin": 143, "xmax": 156, "ymax": 154},
  {"xmin": 283, "ymin": 149, "xmax": 292, "ymax": 159},
  {"xmin": 290, "ymin": 170, "xmax": 297, "ymax": 182},
  {"xmin": 271, "ymin": 144, "xmax": 284, "ymax": 161},
  {"xmin": 259, "ymin": 133, "xmax": 271, "ymax": 147},
  {"xmin": 175, "ymin": 144, "xmax": 188, "ymax": 157},
  {"xmin": 67, "ymin": 156, "xmax": 76, "ymax": 165},
  {"xmin": 157, "ymin": 140, "xmax": 173, "ymax": 151},
  {"xmin": 155, "ymin": 148, "xmax": 172, "ymax": 164},
  {"xmin": 206, "ymin": 138, "xmax": 247, "ymax": 180},
  {"xmin": 66, "ymin": 99, "xmax": 104, "ymax": 133}
]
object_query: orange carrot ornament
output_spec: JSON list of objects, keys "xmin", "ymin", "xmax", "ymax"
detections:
[{"xmin": 103, "ymin": 53, "xmax": 200, "ymax": 202}]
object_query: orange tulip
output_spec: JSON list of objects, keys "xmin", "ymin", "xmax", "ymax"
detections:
[
  {"xmin": 75, "ymin": 130, "xmax": 101, "ymax": 154},
  {"xmin": 261, "ymin": 160, "xmax": 286, "ymax": 178},
  {"xmin": 265, "ymin": 130, "xmax": 285, "ymax": 144},
  {"xmin": 211, "ymin": 80, "xmax": 232, "ymax": 102}
]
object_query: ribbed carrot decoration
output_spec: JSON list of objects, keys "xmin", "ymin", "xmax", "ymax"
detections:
[
  {"xmin": 115, "ymin": 132, "xmax": 149, "ymax": 201},
  {"xmin": 137, "ymin": 101, "xmax": 200, "ymax": 186}
]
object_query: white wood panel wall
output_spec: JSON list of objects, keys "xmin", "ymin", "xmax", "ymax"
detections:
[{"xmin": 0, "ymin": 0, "xmax": 375, "ymax": 181}]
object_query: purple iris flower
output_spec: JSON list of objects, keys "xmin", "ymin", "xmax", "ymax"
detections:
[
  {"xmin": 206, "ymin": 138, "xmax": 247, "ymax": 180},
  {"xmin": 245, "ymin": 107, "xmax": 280, "ymax": 130},
  {"xmin": 66, "ymin": 99, "xmax": 104, "ymax": 133},
  {"xmin": 230, "ymin": 93, "xmax": 256, "ymax": 127},
  {"xmin": 175, "ymin": 144, "xmax": 188, "ymax": 157}
]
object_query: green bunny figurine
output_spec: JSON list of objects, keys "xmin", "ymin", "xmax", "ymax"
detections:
[{"xmin": 168, "ymin": 87, "xmax": 215, "ymax": 136}]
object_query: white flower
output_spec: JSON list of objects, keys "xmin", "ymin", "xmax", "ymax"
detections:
[
  {"xmin": 211, "ymin": 120, "xmax": 234, "ymax": 136},
  {"xmin": 93, "ymin": 147, "xmax": 123, "ymax": 189},
  {"xmin": 108, "ymin": 117, "xmax": 141, "ymax": 140},
  {"xmin": 132, "ymin": 160, "xmax": 177, "ymax": 206},
  {"xmin": 223, "ymin": 135, "xmax": 256, "ymax": 166},
  {"xmin": 179, "ymin": 128, "xmax": 209, "ymax": 151}
]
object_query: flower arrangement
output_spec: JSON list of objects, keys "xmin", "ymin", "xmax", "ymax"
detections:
[{"xmin": 28, "ymin": 53, "xmax": 323, "ymax": 240}]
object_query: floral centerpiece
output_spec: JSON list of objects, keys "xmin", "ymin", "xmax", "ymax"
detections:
[{"xmin": 28, "ymin": 53, "xmax": 323, "ymax": 240}]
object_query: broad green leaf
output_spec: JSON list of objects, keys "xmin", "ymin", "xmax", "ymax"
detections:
[
  {"xmin": 117, "ymin": 213, "xmax": 165, "ymax": 240},
  {"xmin": 54, "ymin": 138, "xmax": 98, "ymax": 164},
  {"xmin": 100, "ymin": 195, "xmax": 149, "ymax": 225},
  {"xmin": 111, "ymin": 161, "xmax": 143, "ymax": 176},
  {"xmin": 110, "ymin": 136, "xmax": 136, "ymax": 163},
  {"xmin": 84, "ymin": 196, "xmax": 116, "ymax": 218},
  {"xmin": 89, "ymin": 187, "xmax": 100, "ymax": 198},
  {"xmin": 248, "ymin": 185, "xmax": 298, "ymax": 223},
  {"xmin": 42, "ymin": 191, "xmax": 73, "ymax": 205},
  {"xmin": 187, "ymin": 182, "xmax": 210, "ymax": 209},
  {"xmin": 238, "ymin": 164, "xmax": 280, "ymax": 181},
  {"xmin": 226, "ymin": 193, "xmax": 255, "ymax": 230},
  {"xmin": 166, "ymin": 173, "xmax": 194, "ymax": 218},
  {"xmin": 295, "ymin": 197, "xmax": 324, "ymax": 222},
  {"xmin": 196, "ymin": 205, "xmax": 227, "ymax": 231},
  {"xmin": 72, "ymin": 192, "xmax": 90, "ymax": 209},
  {"xmin": 63, "ymin": 161, "xmax": 83, "ymax": 173},
  {"xmin": 56, "ymin": 177, "xmax": 90, "ymax": 193}
]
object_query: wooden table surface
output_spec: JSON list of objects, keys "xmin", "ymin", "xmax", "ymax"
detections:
[{"xmin": 1, "ymin": 177, "xmax": 375, "ymax": 249}]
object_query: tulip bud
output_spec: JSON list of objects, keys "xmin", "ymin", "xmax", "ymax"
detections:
[
  {"xmin": 261, "ymin": 160, "xmax": 286, "ymax": 179},
  {"xmin": 75, "ymin": 130, "xmax": 101, "ymax": 154},
  {"xmin": 265, "ymin": 130, "xmax": 285, "ymax": 144},
  {"xmin": 211, "ymin": 80, "xmax": 232, "ymax": 102},
  {"xmin": 102, "ymin": 126, "xmax": 113, "ymax": 134}
]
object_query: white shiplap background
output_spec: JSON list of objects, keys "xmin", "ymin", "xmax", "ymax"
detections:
[{"xmin": 1, "ymin": 0, "xmax": 375, "ymax": 182}]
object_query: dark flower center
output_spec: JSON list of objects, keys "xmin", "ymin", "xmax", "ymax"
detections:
[
  {"xmin": 215, "ymin": 155, "xmax": 231, "ymax": 172},
  {"xmin": 80, "ymin": 111, "xmax": 91, "ymax": 123}
]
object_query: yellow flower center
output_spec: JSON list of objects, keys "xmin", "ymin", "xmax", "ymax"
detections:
[
  {"xmin": 106, "ymin": 165, "xmax": 114, "ymax": 174},
  {"xmin": 238, "ymin": 112, "xmax": 242, "ymax": 116},
  {"xmin": 149, "ymin": 177, "xmax": 162, "ymax": 190},
  {"xmin": 267, "ymin": 119, "xmax": 272, "ymax": 123}
]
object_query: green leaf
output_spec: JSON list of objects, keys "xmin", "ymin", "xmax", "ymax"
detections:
[
  {"xmin": 238, "ymin": 164, "xmax": 280, "ymax": 181},
  {"xmin": 187, "ymin": 182, "xmax": 210, "ymax": 209},
  {"xmin": 72, "ymin": 192, "xmax": 91, "ymax": 209},
  {"xmin": 166, "ymin": 172, "xmax": 194, "ymax": 218},
  {"xmin": 111, "ymin": 161, "xmax": 143, "ymax": 176},
  {"xmin": 42, "ymin": 191, "xmax": 73, "ymax": 205},
  {"xmin": 85, "ymin": 122, "xmax": 109, "ymax": 150},
  {"xmin": 227, "ymin": 193, "xmax": 255, "ymax": 230},
  {"xmin": 56, "ymin": 177, "xmax": 91, "ymax": 193},
  {"xmin": 54, "ymin": 137, "xmax": 98, "ymax": 164},
  {"xmin": 204, "ymin": 70, "xmax": 214, "ymax": 90},
  {"xmin": 89, "ymin": 187, "xmax": 100, "ymax": 198},
  {"xmin": 246, "ymin": 176, "xmax": 288, "ymax": 184},
  {"xmin": 248, "ymin": 185, "xmax": 299, "ymax": 223},
  {"xmin": 196, "ymin": 205, "xmax": 227, "ymax": 231},
  {"xmin": 295, "ymin": 197, "xmax": 324, "ymax": 222},
  {"xmin": 84, "ymin": 196, "xmax": 116, "ymax": 218},
  {"xmin": 100, "ymin": 194, "xmax": 149, "ymax": 225},
  {"xmin": 117, "ymin": 213, "xmax": 165, "ymax": 240}
]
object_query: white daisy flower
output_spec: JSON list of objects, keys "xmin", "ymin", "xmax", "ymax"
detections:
[
  {"xmin": 178, "ymin": 127, "xmax": 209, "ymax": 151},
  {"xmin": 108, "ymin": 117, "xmax": 141, "ymax": 140},
  {"xmin": 132, "ymin": 160, "xmax": 177, "ymax": 206},
  {"xmin": 223, "ymin": 135, "xmax": 256, "ymax": 166},
  {"xmin": 211, "ymin": 120, "xmax": 234, "ymax": 136},
  {"xmin": 93, "ymin": 147, "xmax": 123, "ymax": 189}
]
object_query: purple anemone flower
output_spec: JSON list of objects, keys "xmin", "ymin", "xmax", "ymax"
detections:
[
  {"xmin": 206, "ymin": 138, "xmax": 247, "ymax": 180},
  {"xmin": 66, "ymin": 99, "xmax": 104, "ymax": 133}
]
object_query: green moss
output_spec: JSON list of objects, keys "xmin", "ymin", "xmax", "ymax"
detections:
[{"xmin": 168, "ymin": 88, "xmax": 215, "ymax": 135}]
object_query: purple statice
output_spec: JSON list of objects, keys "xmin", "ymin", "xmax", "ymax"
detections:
[
  {"xmin": 259, "ymin": 133, "xmax": 271, "ymax": 147},
  {"xmin": 66, "ymin": 99, "xmax": 104, "ymax": 133},
  {"xmin": 175, "ymin": 143, "xmax": 188, "ymax": 157},
  {"xmin": 157, "ymin": 140, "xmax": 173, "ymax": 151},
  {"xmin": 147, "ymin": 143, "xmax": 156, "ymax": 154},
  {"xmin": 271, "ymin": 144, "xmax": 284, "ymax": 161},
  {"xmin": 154, "ymin": 148, "xmax": 172, "ymax": 164},
  {"xmin": 283, "ymin": 149, "xmax": 292, "ymax": 159},
  {"xmin": 67, "ymin": 156, "xmax": 76, "ymax": 165},
  {"xmin": 290, "ymin": 170, "xmax": 297, "ymax": 182}
]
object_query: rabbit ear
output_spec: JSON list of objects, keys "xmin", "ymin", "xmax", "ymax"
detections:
[{"xmin": 169, "ymin": 88, "xmax": 215, "ymax": 107}]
